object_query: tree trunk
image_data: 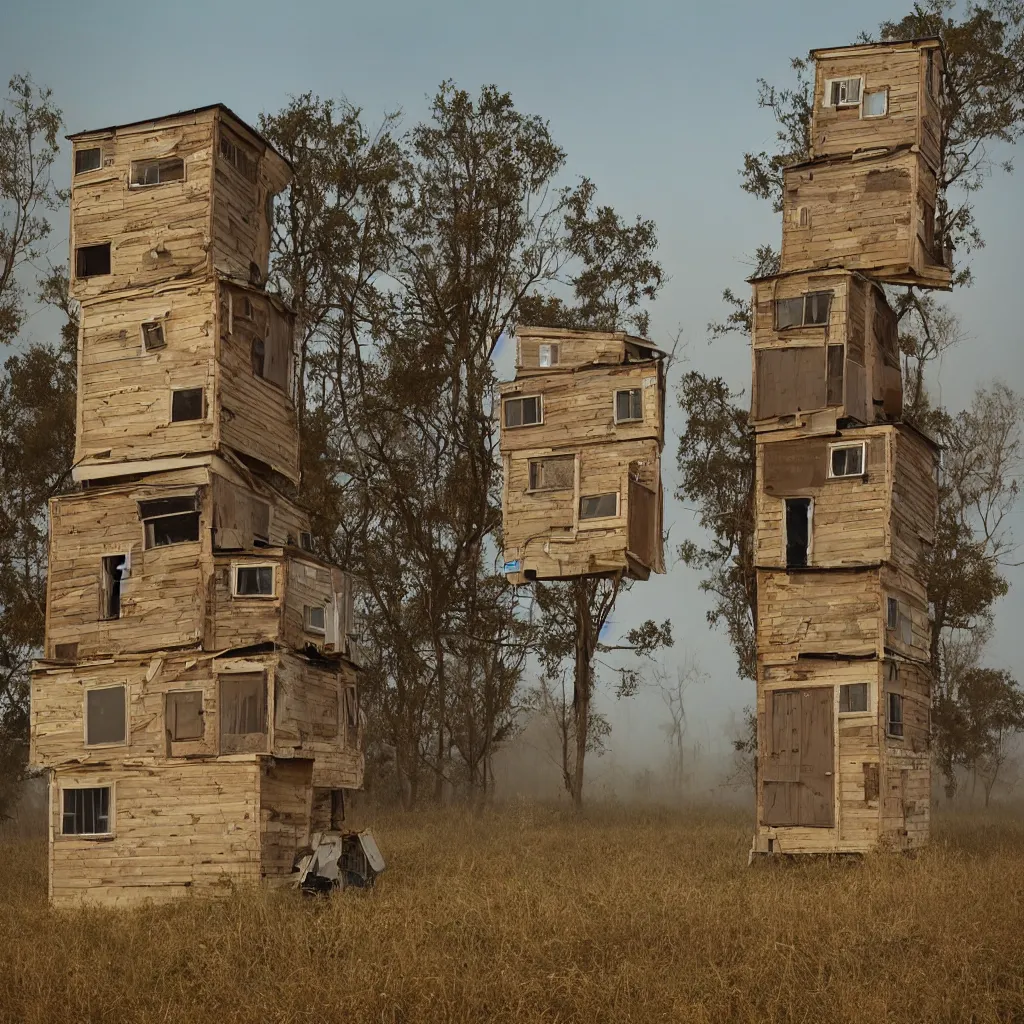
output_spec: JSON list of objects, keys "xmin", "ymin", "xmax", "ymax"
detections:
[{"xmin": 571, "ymin": 582, "xmax": 593, "ymax": 809}]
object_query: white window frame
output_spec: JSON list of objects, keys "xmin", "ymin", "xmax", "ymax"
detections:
[
  {"xmin": 304, "ymin": 603, "xmax": 327, "ymax": 635},
  {"xmin": 827, "ymin": 440, "xmax": 867, "ymax": 479},
  {"xmin": 538, "ymin": 343, "xmax": 559, "ymax": 368},
  {"xmin": 861, "ymin": 87, "xmax": 889, "ymax": 119},
  {"xmin": 578, "ymin": 491, "xmax": 620, "ymax": 526},
  {"xmin": 83, "ymin": 684, "xmax": 129, "ymax": 748},
  {"xmin": 503, "ymin": 394, "xmax": 544, "ymax": 429},
  {"xmin": 613, "ymin": 388, "xmax": 644, "ymax": 425},
  {"xmin": 824, "ymin": 76, "xmax": 864, "ymax": 109},
  {"xmin": 59, "ymin": 783, "xmax": 115, "ymax": 838},
  {"xmin": 231, "ymin": 562, "xmax": 276, "ymax": 599},
  {"xmin": 838, "ymin": 681, "xmax": 873, "ymax": 718}
]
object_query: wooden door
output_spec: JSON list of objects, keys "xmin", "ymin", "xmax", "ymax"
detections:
[{"xmin": 762, "ymin": 687, "xmax": 835, "ymax": 827}]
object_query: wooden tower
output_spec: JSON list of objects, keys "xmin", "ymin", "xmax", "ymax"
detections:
[
  {"xmin": 499, "ymin": 326, "xmax": 666, "ymax": 584},
  {"xmin": 749, "ymin": 39, "xmax": 943, "ymax": 856},
  {"xmin": 30, "ymin": 106, "xmax": 365, "ymax": 906}
]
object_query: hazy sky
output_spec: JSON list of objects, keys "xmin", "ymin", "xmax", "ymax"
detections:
[{"xmin": 3, "ymin": 0, "xmax": 1022, "ymax": 768}]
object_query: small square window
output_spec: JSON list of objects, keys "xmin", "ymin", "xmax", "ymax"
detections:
[
  {"xmin": 139, "ymin": 496, "xmax": 200, "ymax": 549},
  {"xmin": 839, "ymin": 683, "xmax": 869, "ymax": 714},
  {"xmin": 538, "ymin": 343, "xmax": 559, "ymax": 368},
  {"xmin": 504, "ymin": 396, "xmax": 542, "ymax": 428},
  {"xmin": 579, "ymin": 493, "xmax": 618, "ymax": 520},
  {"xmin": 234, "ymin": 564, "xmax": 274, "ymax": 597},
  {"xmin": 141, "ymin": 321, "xmax": 166, "ymax": 351},
  {"xmin": 62, "ymin": 787, "xmax": 111, "ymax": 835},
  {"xmin": 862, "ymin": 88, "xmax": 888, "ymax": 118},
  {"xmin": 614, "ymin": 389, "xmax": 643, "ymax": 423},
  {"xmin": 86, "ymin": 685, "xmax": 126, "ymax": 746},
  {"xmin": 171, "ymin": 388, "xmax": 204, "ymax": 422},
  {"xmin": 803, "ymin": 292, "xmax": 831, "ymax": 326},
  {"xmin": 887, "ymin": 691, "xmax": 904, "ymax": 738},
  {"xmin": 775, "ymin": 297, "xmax": 804, "ymax": 329},
  {"xmin": 75, "ymin": 148, "xmax": 102, "ymax": 174},
  {"xmin": 166, "ymin": 690, "xmax": 204, "ymax": 742},
  {"xmin": 528, "ymin": 455, "xmax": 574, "ymax": 491},
  {"xmin": 304, "ymin": 604, "xmax": 327, "ymax": 634},
  {"xmin": 76, "ymin": 243, "xmax": 111, "ymax": 278},
  {"xmin": 829, "ymin": 443, "xmax": 865, "ymax": 478},
  {"xmin": 828, "ymin": 77, "xmax": 861, "ymax": 107}
]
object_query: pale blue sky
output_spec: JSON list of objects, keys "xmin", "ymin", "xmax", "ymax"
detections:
[{"xmin": 3, "ymin": 0, "xmax": 1021, "ymax": 767}]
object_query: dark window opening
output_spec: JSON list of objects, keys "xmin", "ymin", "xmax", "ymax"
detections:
[
  {"xmin": 580, "ymin": 493, "xmax": 618, "ymax": 520},
  {"xmin": 86, "ymin": 685, "xmax": 126, "ymax": 746},
  {"xmin": 330, "ymin": 789, "xmax": 345, "ymax": 829},
  {"xmin": 219, "ymin": 134, "xmax": 258, "ymax": 183},
  {"xmin": 234, "ymin": 565, "xmax": 274, "ymax": 596},
  {"xmin": 345, "ymin": 685, "xmax": 358, "ymax": 729},
  {"xmin": 130, "ymin": 157, "xmax": 185, "ymax": 187},
  {"xmin": 166, "ymin": 690, "xmax": 204, "ymax": 742},
  {"xmin": 504, "ymin": 395, "xmax": 542, "ymax": 428},
  {"xmin": 887, "ymin": 692, "xmax": 904, "ymax": 738},
  {"xmin": 76, "ymin": 243, "xmax": 111, "ymax": 278},
  {"xmin": 839, "ymin": 683, "xmax": 869, "ymax": 714},
  {"xmin": 615, "ymin": 388, "xmax": 643, "ymax": 423},
  {"xmin": 775, "ymin": 291, "xmax": 832, "ymax": 330},
  {"xmin": 826, "ymin": 344, "xmax": 845, "ymax": 407},
  {"xmin": 784, "ymin": 497, "xmax": 811, "ymax": 568},
  {"xmin": 171, "ymin": 387, "xmax": 204, "ymax": 422},
  {"xmin": 220, "ymin": 673, "xmax": 267, "ymax": 753},
  {"xmin": 830, "ymin": 443, "xmax": 864, "ymax": 477},
  {"xmin": 62, "ymin": 787, "xmax": 111, "ymax": 835},
  {"xmin": 305, "ymin": 604, "xmax": 327, "ymax": 634},
  {"xmin": 75, "ymin": 148, "xmax": 102, "ymax": 174},
  {"xmin": 54, "ymin": 642, "xmax": 78, "ymax": 662},
  {"xmin": 528, "ymin": 455, "xmax": 574, "ymax": 491},
  {"xmin": 251, "ymin": 335, "xmax": 265, "ymax": 377},
  {"xmin": 300, "ymin": 531, "xmax": 313, "ymax": 552},
  {"xmin": 141, "ymin": 321, "xmax": 165, "ymax": 351},
  {"xmin": 887, "ymin": 596, "xmax": 899, "ymax": 630},
  {"xmin": 100, "ymin": 554, "xmax": 127, "ymax": 621},
  {"xmin": 139, "ymin": 495, "xmax": 200, "ymax": 549}
]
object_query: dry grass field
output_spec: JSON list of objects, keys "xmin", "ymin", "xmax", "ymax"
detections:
[{"xmin": 1, "ymin": 803, "xmax": 1023, "ymax": 1024}]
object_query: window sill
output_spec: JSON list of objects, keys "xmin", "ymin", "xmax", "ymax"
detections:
[
  {"xmin": 578, "ymin": 518, "xmax": 623, "ymax": 530},
  {"xmin": 613, "ymin": 418, "xmax": 644, "ymax": 426},
  {"xmin": 525, "ymin": 486, "xmax": 572, "ymax": 495},
  {"xmin": 57, "ymin": 833, "xmax": 115, "ymax": 842},
  {"xmin": 84, "ymin": 742, "xmax": 128, "ymax": 750},
  {"xmin": 232, "ymin": 594, "xmax": 277, "ymax": 601},
  {"xmin": 838, "ymin": 710, "xmax": 873, "ymax": 719},
  {"xmin": 503, "ymin": 422, "xmax": 543, "ymax": 430}
]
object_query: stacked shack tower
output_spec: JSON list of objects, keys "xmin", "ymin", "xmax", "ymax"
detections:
[
  {"xmin": 30, "ymin": 106, "xmax": 364, "ymax": 906},
  {"xmin": 749, "ymin": 39, "xmax": 946, "ymax": 855}
]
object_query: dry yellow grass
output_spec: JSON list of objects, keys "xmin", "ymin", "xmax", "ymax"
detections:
[{"xmin": 1, "ymin": 804, "xmax": 1023, "ymax": 1023}]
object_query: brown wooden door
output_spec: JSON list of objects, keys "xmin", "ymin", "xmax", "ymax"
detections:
[{"xmin": 762, "ymin": 687, "xmax": 835, "ymax": 827}]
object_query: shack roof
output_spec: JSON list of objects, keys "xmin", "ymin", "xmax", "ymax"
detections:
[{"xmin": 809, "ymin": 35, "xmax": 943, "ymax": 60}]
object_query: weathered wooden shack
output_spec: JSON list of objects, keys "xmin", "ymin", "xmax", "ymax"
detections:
[
  {"xmin": 748, "ymin": 39, "xmax": 942, "ymax": 857},
  {"xmin": 499, "ymin": 326, "xmax": 665, "ymax": 584},
  {"xmin": 31, "ymin": 106, "xmax": 364, "ymax": 906}
]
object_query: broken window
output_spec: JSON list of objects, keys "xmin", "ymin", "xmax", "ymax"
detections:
[
  {"xmin": 827, "ymin": 77, "xmax": 862, "ymax": 107},
  {"xmin": 784, "ymin": 497, "xmax": 812, "ymax": 568},
  {"xmin": 166, "ymin": 690, "xmax": 204, "ymax": 741},
  {"xmin": 130, "ymin": 157, "xmax": 185, "ymax": 187},
  {"xmin": 75, "ymin": 243, "xmax": 111, "ymax": 278},
  {"xmin": 826, "ymin": 345, "xmax": 844, "ymax": 406},
  {"xmin": 304, "ymin": 604, "xmax": 327, "ymax": 635},
  {"xmin": 579, "ymin": 493, "xmax": 618, "ymax": 520},
  {"xmin": 100, "ymin": 554, "xmax": 127, "ymax": 620},
  {"xmin": 171, "ymin": 387, "xmax": 204, "ymax": 422},
  {"xmin": 774, "ymin": 291, "xmax": 832, "ymax": 329},
  {"xmin": 220, "ymin": 672, "xmax": 267, "ymax": 752},
  {"xmin": 614, "ymin": 388, "xmax": 643, "ymax": 423},
  {"xmin": 75, "ymin": 147, "xmax": 102, "ymax": 174},
  {"xmin": 139, "ymin": 495, "xmax": 200, "ymax": 549},
  {"xmin": 839, "ymin": 683, "xmax": 869, "ymax": 714},
  {"xmin": 829, "ymin": 441, "xmax": 865, "ymax": 478},
  {"xmin": 233, "ymin": 564, "xmax": 274, "ymax": 597},
  {"xmin": 141, "ymin": 321, "xmax": 166, "ymax": 352},
  {"xmin": 528, "ymin": 455, "xmax": 574, "ymax": 491},
  {"xmin": 862, "ymin": 88, "xmax": 888, "ymax": 117},
  {"xmin": 86, "ymin": 685, "xmax": 126, "ymax": 746},
  {"xmin": 538, "ymin": 343, "xmax": 559, "ymax": 368},
  {"xmin": 61, "ymin": 787, "xmax": 111, "ymax": 835},
  {"xmin": 887, "ymin": 691, "xmax": 904, "ymax": 738},
  {"xmin": 503, "ymin": 395, "xmax": 542, "ymax": 428}
]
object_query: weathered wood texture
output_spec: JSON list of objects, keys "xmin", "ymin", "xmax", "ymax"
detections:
[
  {"xmin": 499, "ymin": 333, "xmax": 665, "ymax": 582},
  {"xmin": 260, "ymin": 759, "xmax": 314, "ymax": 878},
  {"xmin": 780, "ymin": 148, "xmax": 951, "ymax": 289},
  {"xmin": 48, "ymin": 761, "xmax": 262, "ymax": 907},
  {"xmin": 750, "ymin": 271, "xmax": 901, "ymax": 430},
  {"xmin": 809, "ymin": 40, "xmax": 943, "ymax": 172},
  {"xmin": 69, "ymin": 107, "xmax": 289, "ymax": 302}
]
